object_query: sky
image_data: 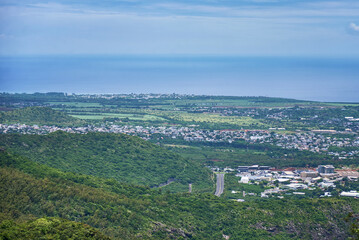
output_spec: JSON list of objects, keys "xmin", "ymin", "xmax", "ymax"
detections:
[
  {"xmin": 0, "ymin": 0, "xmax": 359, "ymax": 56},
  {"xmin": 0, "ymin": 0, "xmax": 359, "ymax": 101}
]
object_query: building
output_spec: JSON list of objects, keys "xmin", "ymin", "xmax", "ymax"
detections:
[
  {"xmin": 300, "ymin": 171, "xmax": 318, "ymax": 178},
  {"xmin": 249, "ymin": 165, "xmax": 259, "ymax": 171},
  {"xmin": 238, "ymin": 165, "xmax": 270, "ymax": 172},
  {"xmin": 340, "ymin": 191, "xmax": 359, "ymax": 197},
  {"xmin": 319, "ymin": 182, "xmax": 336, "ymax": 188},
  {"xmin": 337, "ymin": 170, "xmax": 359, "ymax": 178},
  {"xmin": 259, "ymin": 166, "xmax": 270, "ymax": 170},
  {"xmin": 239, "ymin": 176, "xmax": 249, "ymax": 184},
  {"xmin": 238, "ymin": 166, "xmax": 249, "ymax": 172},
  {"xmin": 283, "ymin": 183, "xmax": 308, "ymax": 190},
  {"xmin": 318, "ymin": 165, "xmax": 335, "ymax": 174}
]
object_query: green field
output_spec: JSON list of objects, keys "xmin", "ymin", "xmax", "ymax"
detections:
[
  {"xmin": 160, "ymin": 97, "xmax": 319, "ymax": 108},
  {"xmin": 47, "ymin": 101, "xmax": 103, "ymax": 107},
  {"xmin": 71, "ymin": 113, "xmax": 166, "ymax": 121}
]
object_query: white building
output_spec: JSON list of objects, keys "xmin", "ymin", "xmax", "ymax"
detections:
[{"xmin": 340, "ymin": 191, "xmax": 359, "ymax": 197}]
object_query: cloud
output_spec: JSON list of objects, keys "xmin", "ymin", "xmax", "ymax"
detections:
[
  {"xmin": 3, "ymin": 0, "xmax": 359, "ymax": 19},
  {"xmin": 2, "ymin": 1, "xmax": 359, "ymax": 56},
  {"xmin": 347, "ymin": 22, "xmax": 359, "ymax": 36},
  {"xmin": 349, "ymin": 22, "xmax": 359, "ymax": 32}
]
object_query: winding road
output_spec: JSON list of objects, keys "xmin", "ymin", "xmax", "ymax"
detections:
[{"xmin": 214, "ymin": 173, "xmax": 224, "ymax": 197}]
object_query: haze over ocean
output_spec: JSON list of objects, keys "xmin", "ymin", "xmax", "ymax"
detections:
[
  {"xmin": 0, "ymin": 55, "xmax": 358, "ymax": 102},
  {"xmin": 1, "ymin": 1, "xmax": 359, "ymax": 102}
]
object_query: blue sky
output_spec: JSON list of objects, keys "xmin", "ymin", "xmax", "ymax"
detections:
[{"xmin": 1, "ymin": 0, "xmax": 359, "ymax": 56}]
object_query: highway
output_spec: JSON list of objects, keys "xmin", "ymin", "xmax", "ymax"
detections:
[{"xmin": 214, "ymin": 173, "xmax": 224, "ymax": 197}]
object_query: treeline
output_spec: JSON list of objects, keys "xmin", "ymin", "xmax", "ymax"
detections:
[
  {"xmin": 0, "ymin": 107, "xmax": 83, "ymax": 126},
  {"xmin": 160, "ymin": 138, "xmax": 350, "ymax": 168}
]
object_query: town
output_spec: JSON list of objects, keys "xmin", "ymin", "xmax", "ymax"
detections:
[
  {"xmin": 1, "ymin": 123, "xmax": 359, "ymax": 160},
  {"xmin": 210, "ymin": 164, "xmax": 359, "ymax": 201}
]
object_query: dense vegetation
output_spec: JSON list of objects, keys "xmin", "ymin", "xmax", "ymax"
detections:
[
  {"xmin": 0, "ymin": 150, "xmax": 358, "ymax": 239},
  {"xmin": 0, "ymin": 217, "xmax": 110, "ymax": 240},
  {"xmin": 0, "ymin": 131, "xmax": 213, "ymax": 191},
  {"xmin": 164, "ymin": 140, "xmax": 345, "ymax": 168},
  {"xmin": 0, "ymin": 107, "xmax": 82, "ymax": 126},
  {"xmin": 0, "ymin": 93, "xmax": 318, "ymax": 109}
]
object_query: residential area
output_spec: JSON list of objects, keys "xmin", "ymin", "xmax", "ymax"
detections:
[
  {"xmin": 210, "ymin": 164, "xmax": 359, "ymax": 201},
  {"xmin": 1, "ymin": 123, "xmax": 359, "ymax": 160}
]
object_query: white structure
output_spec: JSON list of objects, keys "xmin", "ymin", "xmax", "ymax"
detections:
[
  {"xmin": 284, "ymin": 183, "xmax": 308, "ymax": 190},
  {"xmin": 319, "ymin": 182, "xmax": 336, "ymax": 188},
  {"xmin": 239, "ymin": 176, "xmax": 249, "ymax": 184},
  {"xmin": 341, "ymin": 191, "xmax": 359, "ymax": 197},
  {"xmin": 293, "ymin": 192, "xmax": 306, "ymax": 195}
]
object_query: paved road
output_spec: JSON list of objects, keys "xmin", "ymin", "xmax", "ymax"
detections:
[{"xmin": 214, "ymin": 173, "xmax": 224, "ymax": 197}]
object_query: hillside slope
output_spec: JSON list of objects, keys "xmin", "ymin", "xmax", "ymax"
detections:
[
  {"xmin": 0, "ymin": 150, "xmax": 358, "ymax": 239},
  {"xmin": 0, "ymin": 107, "xmax": 81, "ymax": 125},
  {"xmin": 0, "ymin": 217, "xmax": 110, "ymax": 240},
  {"xmin": 0, "ymin": 131, "xmax": 213, "ymax": 191}
]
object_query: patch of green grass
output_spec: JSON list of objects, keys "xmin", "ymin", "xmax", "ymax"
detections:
[
  {"xmin": 71, "ymin": 113, "xmax": 166, "ymax": 121},
  {"xmin": 70, "ymin": 115, "xmax": 104, "ymax": 119},
  {"xmin": 165, "ymin": 112, "xmax": 267, "ymax": 128},
  {"xmin": 46, "ymin": 102, "xmax": 103, "ymax": 107}
]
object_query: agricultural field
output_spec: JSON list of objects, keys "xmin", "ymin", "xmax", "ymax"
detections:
[
  {"xmin": 46, "ymin": 101, "xmax": 103, "ymax": 108},
  {"xmin": 70, "ymin": 113, "xmax": 166, "ymax": 121},
  {"xmin": 165, "ymin": 112, "xmax": 267, "ymax": 128},
  {"xmin": 160, "ymin": 98, "xmax": 315, "ymax": 108},
  {"xmin": 1, "ymin": 93, "xmax": 359, "ymax": 168}
]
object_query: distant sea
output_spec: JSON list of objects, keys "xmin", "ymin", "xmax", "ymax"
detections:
[{"xmin": 0, "ymin": 55, "xmax": 358, "ymax": 102}]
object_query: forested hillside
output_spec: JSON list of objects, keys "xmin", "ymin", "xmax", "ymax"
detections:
[
  {"xmin": 0, "ymin": 131, "xmax": 213, "ymax": 191},
  {"xmin": 0, "ymin": 150, "xmax": 358, "ymax": 239},
  {"xmin": 0, "ymin": 217, "xmax": 110, "ymax": 240},
  {"xmin": 0, "ymin": 107, "xmax": 82, "ymax": 126}
]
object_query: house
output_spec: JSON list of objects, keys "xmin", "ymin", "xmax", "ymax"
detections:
[
  {"xmin": 284, "ymin": 183, "xmax": 308, "ymax": 190},
  {"xmin": 239, "ymin": 176, "xmax": 249, "ymax": 184},
  {"xmin": 319, "ymin": 182, "xmax": 336, "ymax": 188},
  {"xmin": 340, "ymin": 191, "xmax": 359, "ymax": 197}
]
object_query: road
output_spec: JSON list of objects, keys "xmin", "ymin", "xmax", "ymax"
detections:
[{"xmin": 214, "ymin": 173, "xmax": 224, "ymax": 197}]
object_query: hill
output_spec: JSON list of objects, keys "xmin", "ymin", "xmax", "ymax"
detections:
[
  {"xmin": 0, "ymin": 150, "xmax": 358, "ymax": 239},
  {"xmin": 0, "ymin": 131, "xmax": 213, "ymax": 191},
  {"xmin": 0, "ymin": 107, "xmax": 81, "ymax": 126}
]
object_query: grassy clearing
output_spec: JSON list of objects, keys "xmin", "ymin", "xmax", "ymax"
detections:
[
  {"xmin": 46, "ymin": 102, "xmax": 103, "ymax": 107},
  {"xmin": 71, "ymin": 113, "xmax": 166, "ymax": 121},
  {"xmin": 163, "ymin": 144, "xmax": 193, "ymax": 148},
  {"xmin": 166, "ymin": 112, "xmax": 267, "ymax": 127},
  {"xmin": 167, "ymin": 144, "xmax": 268, "ymax": 167}
]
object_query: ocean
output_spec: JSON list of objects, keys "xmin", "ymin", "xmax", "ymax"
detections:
[{"xmin": 0, "ymin": 55, "xmax": 358, "ymax": 102}]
